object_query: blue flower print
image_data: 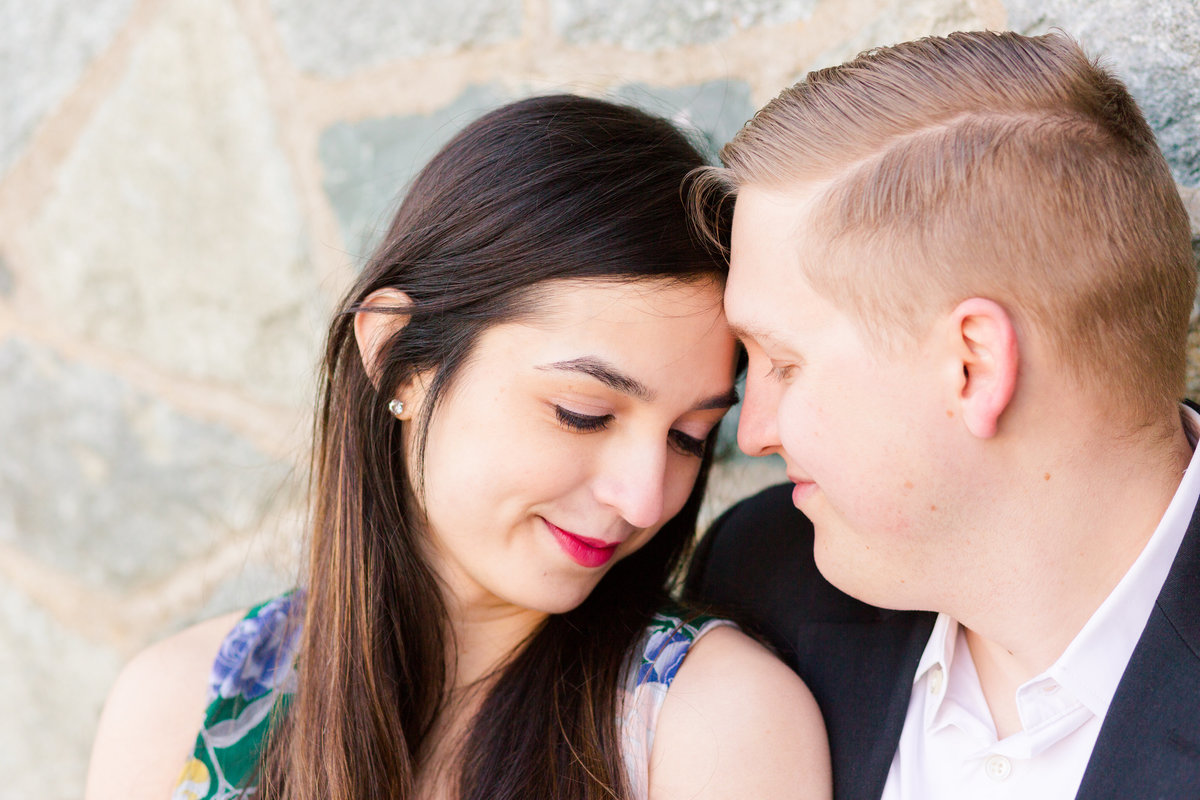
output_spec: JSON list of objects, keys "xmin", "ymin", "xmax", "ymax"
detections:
[
  {"xmin": 209, "ymin": 593, "xmax": 302, "ymax": 702},
  {"xmin": 635, "ymin": 618, "xmax": 698, "ymax": 686}
]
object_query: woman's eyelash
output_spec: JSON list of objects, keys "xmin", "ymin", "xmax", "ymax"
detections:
[
  {"xmin": 555, "ymin": 406, "xmax": 613, "ymax": 432},
  {"xmin": 669, "ymin": 430, "xmax": 707, "ymax": 458},
  {"xmin": 556, "ymin": 406, "xmax": 707, "ymax": 458}
]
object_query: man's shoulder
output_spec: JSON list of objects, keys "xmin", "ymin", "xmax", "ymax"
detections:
[
  {"xmin": 686, "ymin": 483, "xmax": 936, "ymax": 799},
  {"xmin": 686, "ymin": 483, "xmax": 932, "ymax": 659}
]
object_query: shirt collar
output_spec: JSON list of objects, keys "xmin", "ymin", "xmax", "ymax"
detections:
[
  {"xmin": 910, "ymin": 612, "xmax": 959, "ymax": 727},
  {"xmin": 908, "ymin": 405, "xmax": 1200, "ymax": 727},
  {"xmin": 913, "ymin": 612, "xmax": 957, "ymax": 688},
  {"xmin": 1046, "ymin": 404, "xmax": 1200, "ymax": 718}
]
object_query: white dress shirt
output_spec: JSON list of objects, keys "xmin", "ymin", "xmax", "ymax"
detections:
[{"xmin": 881, "ymin": 407, "xmax": 1200, "ymax": 800}]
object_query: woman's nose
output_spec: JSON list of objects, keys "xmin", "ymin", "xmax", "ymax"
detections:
[{"xmin": 592, "ymin": 439, "xmax": 668, "ymax": 530}]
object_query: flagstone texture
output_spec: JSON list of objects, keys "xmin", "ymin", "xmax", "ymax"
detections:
[
  {"xmin": 1005, "ymin": 0, "xmax": 1200, "ymax": 186},
  {"xmin": 270, "ymin": 0, "xmax": 523, "ymax": 78},
  {"xmin": 550, "ymin": 0, "xmax": 817, "ymax": 50},
  {"xmin": 20, "ymin": 0, "xmax": 324, "ymax": 409},
  {"xmin": 0, "ymin": 0, "xmax": 1196, "ymax": 797},
  {"xmin": 0, "ymin": 0, "xmax": 135, "ymax": 178}
]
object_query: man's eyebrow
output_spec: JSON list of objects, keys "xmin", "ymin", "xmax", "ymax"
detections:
[
  {"xmin": 729, "ymin": 322, "xmax": 789, "ymax": 351},
  {"xmin": 537, "ymin": 357, "xmax": 655, "ymax": 401},
  {"xmin": 727, "ymin": 323, "xmax": 760, "ymax": 344}
]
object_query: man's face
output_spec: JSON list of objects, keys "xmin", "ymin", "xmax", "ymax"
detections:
[{"xmin": 725, "ymin": 185, "xmax": 964, "ymax": 608}]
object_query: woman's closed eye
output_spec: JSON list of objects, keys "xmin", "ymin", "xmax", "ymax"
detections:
[
  {"xmin": 668, "ymin": 429, "xmax": 707, "ymax": 458},
  {"xmin": 555, "ymin": 405, "xmax": 708, "ymax": 459},
  {"xmin": 555, "ymin": 405, "xmax": 613, "ymax": 432}
]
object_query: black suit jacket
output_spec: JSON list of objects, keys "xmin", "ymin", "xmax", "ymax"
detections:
[{"xmin": 685, "ymin": 483, "xmax": 1200, "ymax": 799}]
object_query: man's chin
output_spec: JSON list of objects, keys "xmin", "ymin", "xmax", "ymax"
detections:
[{"xmin": 811, "ymin": 531, "xmax": 919, "ymax": 612}]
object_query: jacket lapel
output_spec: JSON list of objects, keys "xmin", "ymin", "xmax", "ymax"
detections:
[
  {"xmin": 792, "ymin": 612, "xmax": 935, "ymax": 800},
  {"xmin": 1075, "ymin": 496, "xmax": 1200, "ymax": 799}
]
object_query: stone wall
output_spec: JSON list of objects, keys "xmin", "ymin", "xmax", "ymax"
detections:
[{"xmin": 1, "ymin": 1, "xmax": 1196, "ymax": 797}]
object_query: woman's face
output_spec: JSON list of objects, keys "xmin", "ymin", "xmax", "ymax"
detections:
[{"xmin": 406, "ymin": 279, "xmax": 737, "ymax": 616}]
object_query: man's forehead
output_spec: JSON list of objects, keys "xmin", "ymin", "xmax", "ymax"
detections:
[
  {"xmin": 732, "ymin": 182, "xmax": 833, "ymax": 231},
  {"xmin": 723, "ymin": 274, "xmax": 805, "ymax": 350},
  {"xmin": 726, "ymin": 184, "xmax": 831, "ymax": 345},
  {"xmin": 729, "ymin": 184, "xmax": 835, "ymax": 277}
]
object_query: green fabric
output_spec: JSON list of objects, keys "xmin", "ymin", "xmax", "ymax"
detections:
[
  {"xmin": 171, "ymin": 595, "xmax": 298, "ymax": 800},
  {"xmin": 170, "ymin": 595, "xmax": 722, "ymax": 799}
]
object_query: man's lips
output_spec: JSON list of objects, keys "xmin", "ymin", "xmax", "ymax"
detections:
[
  {"xmin": 789, "ymin": 475, "xmax": 817, "ymax": 506},
  {"xmin": 543, "ymin": 519, "xmax": 620, "ymax": 568}
]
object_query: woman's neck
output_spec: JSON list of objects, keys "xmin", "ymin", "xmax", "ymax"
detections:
[
  {"xmin": 444, "ymin": 587, "xmax": 548, "ymax": 689},
  {"xmin": 413, "ymin": 592, "xmax": 548, "ymax": 799}
]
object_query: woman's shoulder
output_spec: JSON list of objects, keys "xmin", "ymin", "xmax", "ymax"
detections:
[
  {"xmin": 83, "ymin": 594, "xmax": 300, "ymax": 800},
  {"xmin": 647, "ymin": 620, "xmax": 832, "ymax": 799},
  {"xmin": 205, "ymin": 592, "xmax": 303, "ymax": 703},
  {"xmin": 632, "ymin": 606, "xmax": 735, "ymax": 688}
]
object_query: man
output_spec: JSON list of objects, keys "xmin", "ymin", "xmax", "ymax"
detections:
[{"xmin": 686, "ymin": 30, "xmax": 1200, "ymax": 799}]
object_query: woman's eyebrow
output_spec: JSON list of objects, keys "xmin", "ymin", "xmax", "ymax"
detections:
[
  {"xmin": 697, "ymin": 387, "xmax": 740, "ymax": 411},
  {"xmin": 536, "ymin": 357, "xmax": 739, "ymax": 411},
  {"xmin": 537, "ymin": 357, "xmax": 654, "ymax": 401}
]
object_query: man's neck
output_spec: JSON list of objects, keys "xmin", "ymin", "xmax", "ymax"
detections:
[
  {"xmin": 964, "ymin": 628, "xmax": 1034, "ymax": 738},
  {"xmin": 955, "ymin": 413, "xmax": 1194, "ymax": 736}
]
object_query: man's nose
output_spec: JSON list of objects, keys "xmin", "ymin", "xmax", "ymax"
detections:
[{"xmin": 737, "ymin": 371, "xmax": 783, "ymax": 458}]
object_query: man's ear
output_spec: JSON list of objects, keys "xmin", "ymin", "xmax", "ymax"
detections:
[
  {"xmin": 950, "ymin": 297, "xmax": 1018, "ymax": 439},
  {"xmin": 353, "ymin": 288, "xmax": 413, "ymax": 388}
]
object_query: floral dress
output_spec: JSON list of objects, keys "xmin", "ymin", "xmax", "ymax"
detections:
[{"xmin": 171, "ymin": 593, "xmax": 731, "ymax": 800}]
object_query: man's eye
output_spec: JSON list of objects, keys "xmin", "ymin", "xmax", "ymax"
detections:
[
  {"xmin": 768, "ymin": 364, "xmax": 796, "ymax": 382},
  {"xmin": 555, "ymin": 406, "xmax": 613, "ymax": 432}
]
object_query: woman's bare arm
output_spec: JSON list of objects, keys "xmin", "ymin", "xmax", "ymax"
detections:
[
  {"xmin": 648, "ymin": 625, "xmax": 832, "ymax": 800},
  {"xmin": 84, "ymin": 610, "xmax": 243, "ymax": 800}
]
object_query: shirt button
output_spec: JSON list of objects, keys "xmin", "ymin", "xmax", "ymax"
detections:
[
  {"xmin": 985, "ymin": 755, "xmax": 1012, "ymax": 781},
  {"xmin": 928, "ymin": 665, "xmax": 944, "ymax": 695}
]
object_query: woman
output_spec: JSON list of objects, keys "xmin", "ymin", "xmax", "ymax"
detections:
[{"xmin": 85, "ymin": 95, "xmax": 830, "ymax": 800}]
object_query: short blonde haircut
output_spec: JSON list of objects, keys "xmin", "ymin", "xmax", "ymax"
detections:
[{"xmin": 697, "ymin": 30, "xmax": 1195, "ymax": 422}]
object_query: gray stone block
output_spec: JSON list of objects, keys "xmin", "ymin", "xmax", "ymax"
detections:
[
  {"xmin": 21, "ymin": 0, "xmax": 324, "ymax": 406},
  {"xmin": 551, "ymin": 0, "xmax": 815, "ymax": 50},
  {"xmin": 319, "ymin": 85, "xmax": 507, "ymax": 260},
  {"xmin": 613, "ymin": 80, "xmax": 756, "ymax": 164},
  {"xmin": 319, "ymin": 81, "xmax": 754, "ymax": 259},
  {"xmin": 802, "ymin": 0, "xmax": 988, "ymax": 79},
  {"xmin": 0, "ymin": 251, "xmax": 13, "ymax": 297},
  {"xmin": 0, "ymin": 0, "xmax": 135, "ymax": 178},
  {"xmin": 268, "ymin": 0, "xmax": 521, "ymax": 78},
  {"xmin": 0, "ymin": 579, "xmax": 122, "ymax": 800},
  {"xmin": 1005, "ymin": 0, "xmax": 1200, "ymax": 187},
  {"xmin": 0, "ymin": 338, "xmax": 291, "ymax": 591},
  {"xmin": 192, "ymin": 558, "xmax": 298, "ymax": 623}
]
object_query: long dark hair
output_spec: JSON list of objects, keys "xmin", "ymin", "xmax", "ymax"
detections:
[{"xmin": 261, "ymin": 94, "xmax": 731, "ymax": 800}]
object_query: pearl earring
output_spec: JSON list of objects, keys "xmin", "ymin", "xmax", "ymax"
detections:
[{"xmin": 388, "ymin": 398, "xmax": 405, "ymax": 419}]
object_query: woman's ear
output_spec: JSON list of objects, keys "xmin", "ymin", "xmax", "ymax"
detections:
[{"xmin": 353, "ymin": 288, "xmax": 413, "ymax": 388}]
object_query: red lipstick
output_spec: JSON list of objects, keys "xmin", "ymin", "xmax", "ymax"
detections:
[{"xmin": 544, "ymin": 519, "xmax": 619, "ymax": 568}]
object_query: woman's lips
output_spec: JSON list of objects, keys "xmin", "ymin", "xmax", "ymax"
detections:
[{"xmin": 543, "ymin": 519, "xmax": 619, "ymax": 568}]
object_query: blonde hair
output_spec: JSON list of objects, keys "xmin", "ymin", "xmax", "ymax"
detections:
[{"xmin": 696, "ymin": 30, "xmax": 1194, "ymax": 422}]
